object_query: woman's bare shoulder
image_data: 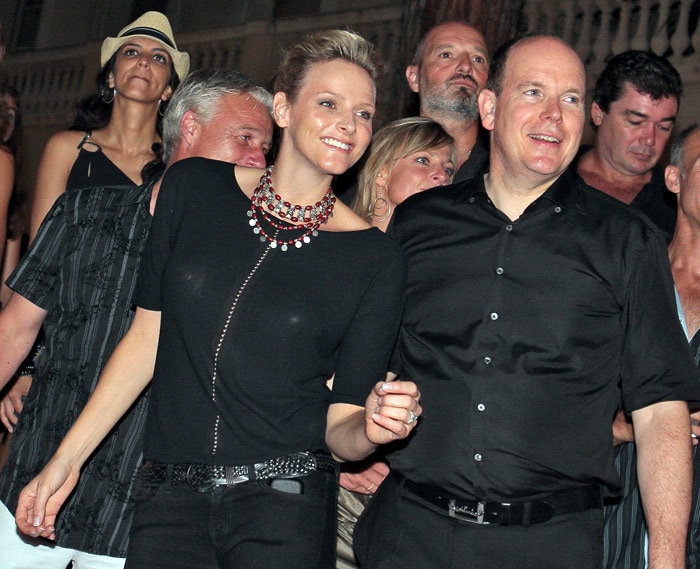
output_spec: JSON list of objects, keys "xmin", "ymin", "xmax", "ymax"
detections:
[
  {"xmin": 36, "ymin": 131, "xmax": 87, "ymax": 173},
  {"xmin": 45, "ymin": 130, "xmax": 86, "ymax": 148},
  {"xmin": 233, "ymin": 165, "xmax": 266, "ymax": 198},
  {"xmin": 327, "ymin": 200, "xmax": 372, "ymax": 232}
]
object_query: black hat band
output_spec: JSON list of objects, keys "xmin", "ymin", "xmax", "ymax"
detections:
[{"xmin": 121, "ymin": 26, "xmax": 175, "ymax": 49}]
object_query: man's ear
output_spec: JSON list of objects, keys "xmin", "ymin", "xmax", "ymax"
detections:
[
  {"xmin": 590, "ymin": 102, "xmax": 604, "ymax": 127},
  {"xmin": 180, "ymin": 110, "xmax": 200, "ymax": 145},
  {"xmin": 479, "ymin": 89, "xmax": 497, "ymax": 131},
  {"xmin": 665, "ymin": 164, "xmax": 681, "ymax": 195},
  {"xmin": 405, "ymin": 65, "xmax": 420, "ymax": 94},
  {"xmin": 273, "ymin": 92, "xmax": 290, "ymax": 128}
]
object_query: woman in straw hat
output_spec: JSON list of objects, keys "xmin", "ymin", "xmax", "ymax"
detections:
[
  {"xmin": 16, "ymin": 29, "xmax": 421, "ymax": 568},
  {"xmin": 0, "ymin": 12, "xmax": 187, "ymax": 569},
  {"xmin": 29, "ymin": 10, "xmax": 188, "ymax": 239}
]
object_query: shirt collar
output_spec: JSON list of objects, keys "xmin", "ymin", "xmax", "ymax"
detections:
[{"xmin": 455, "ymin": 166, "xmax": 587, "ymax": 216}]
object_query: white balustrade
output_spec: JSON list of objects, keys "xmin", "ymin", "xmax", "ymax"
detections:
[{"xmin": 523, "ymin": 0, "xmax": 698, "ymax": 67}]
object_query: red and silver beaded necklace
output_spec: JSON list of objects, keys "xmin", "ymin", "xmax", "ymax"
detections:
[{"xmin": 247, "ymin": 166, "xmax": 335, "ymax": 251}]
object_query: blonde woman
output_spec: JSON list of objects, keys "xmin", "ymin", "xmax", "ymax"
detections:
[
  {"xmin": 16, "ymin": 30, "xmax": 421, "ymax": 569},
  {"xmin": 338, "ymin": 116, "xmax": 455, "ymax": 569},
  {"xmin": 353, "ymin": 116, "xmax": 455, "ymax": 231}
]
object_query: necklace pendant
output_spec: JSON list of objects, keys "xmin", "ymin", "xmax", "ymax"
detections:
[
  {"xmin": 248, "ymin": 218, "xmax": 256, "ymax": 227},
  {"xmin": 303, "ymin": 235, "xmax": 311, "ymax": 244},
  {"xmin": 312, "ymin": 230, "xmax": 319, "ymax": 237},
  {"xmin": 270, "ymin": 241, "xmax": 278, "ymax": 248},
  {"xmin": 281, "ymin": 243, "xmax": 288, "ymax": 252},
  {"xmin": 246, "ymin": 210, "xmax": 253, "ymax": 217},
  {"xmin": 260, "ymin": 235, "xmax": 267, "ymax": 242},
  {"xmin": 295, "ymin": 240, "xmax": 303, "ymax": 249},
  {"xmin": 253, "ymin": 227, "xmax": 260, "ymax": 234}
]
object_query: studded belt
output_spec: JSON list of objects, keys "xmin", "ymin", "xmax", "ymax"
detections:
[{"xmin": 141, "ymin": 451, "xmax": 338, "ymax": 493}]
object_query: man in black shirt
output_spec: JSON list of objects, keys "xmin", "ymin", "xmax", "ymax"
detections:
[
  {"xmin": 354, "ymin": 35, "xmax": 700, "ymax": 569},
  {"xmin": 575, "ymin": 50, "xmax": 680, "ymax": 238}
]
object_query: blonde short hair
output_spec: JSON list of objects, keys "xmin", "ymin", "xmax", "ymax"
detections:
[
  {"xmin": 274, "ymin": 29, "xmax": 382, "ymax": 103},
  {"xmin": 353, "ymin": 117, "xmax": 454, "ymax": 222}
]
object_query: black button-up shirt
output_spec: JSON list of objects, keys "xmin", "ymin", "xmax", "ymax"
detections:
[{"xmin": 387, "ymin": 169, "xmax": 700, "ymax": 503}]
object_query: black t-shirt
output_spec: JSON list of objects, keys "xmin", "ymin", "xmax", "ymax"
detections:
[
  {"xmin": 135, "ymin": 158, "xmax": 406, "ymax": 465},
  {"xmin": 571, "ymin": 147, "xmax": 677, "ymax": 239},
  {"xmin": 386, "ymin": 169, "xmax": 700, "ymax": 502}
]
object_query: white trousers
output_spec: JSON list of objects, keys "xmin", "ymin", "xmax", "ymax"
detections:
[{"xmin": 0, "ymin": 502, "xmax": 125, "ymax": 569}]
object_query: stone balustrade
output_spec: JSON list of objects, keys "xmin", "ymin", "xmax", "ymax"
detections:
[{"xmin": 523, "ymin": 0, "xmax": 700, "ymax": 67}]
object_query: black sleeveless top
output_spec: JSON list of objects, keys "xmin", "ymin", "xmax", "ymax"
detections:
[{"xmin": 65, "ymin": 131, "xmax": 136, "ymax": 191}]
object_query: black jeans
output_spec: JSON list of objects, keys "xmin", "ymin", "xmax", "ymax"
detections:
[
  {"xmin": 125, "ymin": 466, "xmax": 337, "ymax": 569},
  {"xmin": 354, "ymin": 473, "xmax": 604, "ymax": 569}
]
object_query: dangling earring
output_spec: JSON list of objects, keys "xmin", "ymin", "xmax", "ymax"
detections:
[
  {"xmin": 100, "ymin": 86, "xmax": 116, "ymax": 104},
  {"xmin": 158, "ymin": 99, "xmax": 166, "ymax": 117},
  {"xmin": 370, "ymin": 189, "xmax": 392, "ymax": 222}
]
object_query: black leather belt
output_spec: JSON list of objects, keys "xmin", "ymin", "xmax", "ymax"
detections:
[
  {"xmin": 402, "ymin": 477, "xmax": 601, "ymax": 526},
  {"xmin": 141, "ymin": 451, "xmax": 338, "ymax": 493}
]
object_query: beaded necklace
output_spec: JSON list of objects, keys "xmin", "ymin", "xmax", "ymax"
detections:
[{"xmin": 247, "ymin": 166, "xmax": 335, "ymax": 251}]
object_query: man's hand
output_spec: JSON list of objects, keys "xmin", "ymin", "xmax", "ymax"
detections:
[
  {"xmin": 690, "ymin": 410, "xmax": 700, "ymax": 445},
  {"xmin": 0, "ymin": 375, "xmax": 32, "ymax": 431},
  {"xmin": 612, "ymin": 408, "xmax": 635, "ymax": 446},
  {"xmin": 340, "ymin": 460, "xmax": 390, "ymax": 494}
]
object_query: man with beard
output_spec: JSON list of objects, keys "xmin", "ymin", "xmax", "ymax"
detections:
[
  {"xmin": 405, "ymin": 21, "xmax": 490, "ymax": 181},
  {"xmin": 334, "ymin": 23, "xmax": 490, "ymax": 568}
]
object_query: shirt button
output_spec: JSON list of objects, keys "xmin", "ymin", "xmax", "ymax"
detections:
[
  {"xmin": 468, "ymin": 196, "xmax": 476, "ymax": 203},
  {"xmin": 496, "ymin": 267, "xmax": 504, "ymax": 275},
  {"xmin": 505, "ymin": 224, "xmax": 513, "ymax": 231},
  {"xmin": 483, "ymin": 356, "xmax": 492, "ymax": 365},
  {"xmin": 554, "ymin": 206, "xmax": 562, "ymax": 213},
  {"xmin": 490, "ymin": 312, "xmax": 498, "ymax": 320},
  {"xmin": 474, "ymin": 453, "xmax": 483, "ymax": 462},
  {"xmin": 477, "ymin": 403, "xmax": 486, "ymax": 412}
]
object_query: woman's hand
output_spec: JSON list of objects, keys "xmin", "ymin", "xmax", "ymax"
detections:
[
  {"xmin": 15, "ymin": 456, "xmax": 80, "ymax": 540},
  {"xmin": 326, "ymin": 373, "xmax": 422, "ymax": 462},
  {"xmin": 364, "ymin": 373, "xmax": 421, "ymax": 445}
]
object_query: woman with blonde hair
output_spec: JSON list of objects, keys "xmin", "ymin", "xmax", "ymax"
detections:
[
  {"xmin": 337, "ymin": 116, "xmax": 454, "ymax": 569},
  {"xmin": 16, "ymin": 29, "xmax": 421, "ymax": 569},
  {"xmin": 352, "ymin": 116, "xmax": 455, "ymax": 232}
]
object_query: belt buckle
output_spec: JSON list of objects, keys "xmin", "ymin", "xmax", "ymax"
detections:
[
  {"xmin": 186, "ymin": 464, "xmax": 218, "ymax": 493},
  {"xmin": 448, "ymin": 499, "xmax": 489, "ymax": 524}
]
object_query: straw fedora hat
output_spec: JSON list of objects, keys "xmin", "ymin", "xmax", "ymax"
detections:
[{"xmin": 101, "ymin": 11, "xmax": 190, "ymax": 81}]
